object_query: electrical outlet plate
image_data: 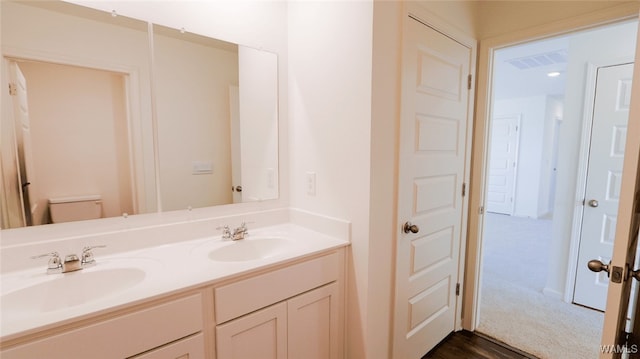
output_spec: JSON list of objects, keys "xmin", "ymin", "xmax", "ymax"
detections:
[{"xmin": 306, "ymin": 172, "xmax": 316, "ymax": 196}]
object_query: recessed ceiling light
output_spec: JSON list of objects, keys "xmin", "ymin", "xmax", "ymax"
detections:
[{"xmin": 547, "ymin": 71, "xmax": 561, "ymax": 77}]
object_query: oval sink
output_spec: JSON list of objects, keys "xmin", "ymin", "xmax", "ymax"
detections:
[
  {"xmin": 208, "ymin": 237, "xmax": 292, "ymax": 262},
  {"xmin": 1, "ymin": 267, "xmax": 146, "ymax": 313}
]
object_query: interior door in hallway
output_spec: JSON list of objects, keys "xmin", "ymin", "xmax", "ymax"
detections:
[
  {"xmin": 393, "ymin": 16, "xmax": 472, "ymax": 358},
  {"xmin": 8, "ymin": 60, "xmax": 37, "ymax": 226},
  {"xmin": 573, "ymin": 63, "xmax": 634, "ymax": 311},
  {"xmin": 486, "ymin": 115, "xmax": 520, "ymax": 215}
]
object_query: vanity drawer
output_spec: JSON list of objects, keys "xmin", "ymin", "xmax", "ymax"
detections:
[
  {"xmin": 215, "ymin": 251, "xmax": 340, "ymax": 324},
  {"xmin": 1, "ymin": 293, "xmax": 204, "ymax": 359},
  {"xmin": 130, "ymin": 332, "xmax": 205, "ymax": 359}
]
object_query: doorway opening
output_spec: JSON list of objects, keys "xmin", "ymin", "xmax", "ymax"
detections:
[
  {"xmin": 1, "ymin": 58, "xmax": 136, "ymax": 228},
  {"xmin": 477, "ymin": 19, "xmax": 638, "ymax": 358}
]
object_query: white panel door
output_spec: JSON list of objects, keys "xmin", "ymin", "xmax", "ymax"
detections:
[
  {"xmin": 486, "ymin": 115, "xmax": 520, "ymax": 215},
  {"xmin": 574, "ymin": 63, "xmax": 633, "ymax": 311},
  {"xmin": 8, "ymin": 61, "xmax": 37, "ymax": 226},
  {"xmin": 393, "ymin": 17, "xmax": 472, "ymax": 358}
]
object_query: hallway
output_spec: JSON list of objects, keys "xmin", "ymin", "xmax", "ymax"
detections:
[{"xmin": 477, "ymin": 213, "xmax": 604, "ymax": 358}]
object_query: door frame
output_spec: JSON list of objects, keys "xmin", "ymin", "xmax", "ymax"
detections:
[
  {"xmin": 566, "ymin": 60, "xmax": 635, "ymax": 305},
  {"xmin": 0, "ymin": 48, "xmax": 148, "ymax": 216},
  {"xmin": 463, "ymin": 3, "xmax": 640, "ymax": 331}
]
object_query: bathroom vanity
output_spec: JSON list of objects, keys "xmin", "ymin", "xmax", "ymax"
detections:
[{"xmin": 0, "ymin": 219, "xmax": 349, "ymax": 359}]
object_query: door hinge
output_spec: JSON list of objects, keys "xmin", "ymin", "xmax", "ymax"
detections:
[
  {"xmin": 467, "ymin": 74, "xmax": 472, "ymax": 90},
  {"xmin": 479, "ymin": 206, "xmax": 485, "ymax": 214},
  {"xmin": 462, "ymin": 182, "xmax": 466, "ymax": 197},
  {"xmin": 8, "ymin": 83, "xmax": 17, "ymax": 96},
  {"xmin": 455, "ymin": 283, "xmax": 460, "ymax": 296}
]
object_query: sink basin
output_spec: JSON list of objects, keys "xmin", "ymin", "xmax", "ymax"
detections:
[
  {"xmin": 1, "ymin": 267, "xmax": 146, "ymax": 313},
  {"xmin": 208, "ymin": 237, "xmax": 292, "ymax": 262}
]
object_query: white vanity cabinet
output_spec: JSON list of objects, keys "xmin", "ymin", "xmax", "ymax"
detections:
[
  {"xmin": 214, "ymin": 250, "xmax": 345, "ymax": 359},
  {"xmin": 0, "ymin": 247, "xmax": 347, "ymax": 359},
  {"xmin": 0, "ymin": 293, "xmax": 206, "ymax": 359}
]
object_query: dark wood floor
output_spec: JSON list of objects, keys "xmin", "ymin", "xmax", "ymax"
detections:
[{"xmin": 422, "ymin": 331, "xmax": 536, "ymax": 359}]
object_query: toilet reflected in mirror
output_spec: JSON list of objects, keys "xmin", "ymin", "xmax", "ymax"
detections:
[{"xmin": 48, "ymin": 195, "xmax": 103, "ymax": 224}]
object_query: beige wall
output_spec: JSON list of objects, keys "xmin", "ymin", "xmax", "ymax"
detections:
[
  {"xmin": 476, "ymin": 1, "xmax": 638, "ymax": 40},
  {"xmin": 287, "ymin": 2, "xmax": 374, "ymax": 358}
]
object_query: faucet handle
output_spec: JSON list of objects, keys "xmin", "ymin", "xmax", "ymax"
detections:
[
  {"xmin": 216, "ymin": 225, "xmax": 232, "ymax": 239},
  {"xmin": 31, "ymin": 252, "xmax": 62, "ymax": 273},
  {"xmin": 82, "ymin": 245, "xmax": 106, "ymax": 266},
  {"xmin": 31, "ymin": 251, "xmax": 60, "ymax": 260},
  {"xmin": 83, "ymin": 245, "xmax": 107, "ymax": 253},
  {"xmin": 239, "ymin": 221, "xmax": 254, "ymax": 230}
]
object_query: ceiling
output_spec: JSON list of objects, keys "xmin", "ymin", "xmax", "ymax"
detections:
[{"xmin": 492, "ymin": 35, "xmax": 569, "ymax": 101}]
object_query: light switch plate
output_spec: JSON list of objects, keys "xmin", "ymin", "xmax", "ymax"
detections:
[{"xmin": 192, "ymin": 161, "xmax": 213, "ymax": 175}]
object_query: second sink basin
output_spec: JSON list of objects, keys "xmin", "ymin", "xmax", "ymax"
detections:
[
  {"xmin": 208, "ymin": 237, "xmax": 292, "ymax": 262},
  {"xmin": 1, "ymin": 267, "xmax": 146, "ymax": 313}
]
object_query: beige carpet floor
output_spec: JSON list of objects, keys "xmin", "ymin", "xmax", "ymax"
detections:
[{"xmin": 477, "ymin": 213, "xmax": 604, "ymax": 359}]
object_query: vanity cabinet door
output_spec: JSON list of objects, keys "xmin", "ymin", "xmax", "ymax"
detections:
[
  {"xmin": 130, "ymin": 333, "xmax": 205, "ymax": 359},
  {"xmin": 288, "ymin": 283, "xmax": 341, "ymax": 359},
  {"xmin": 216, "ymin": 302, "xmax": 287, "ymax": 359}
]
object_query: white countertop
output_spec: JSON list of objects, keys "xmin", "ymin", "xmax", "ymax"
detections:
[{"xmin": 0, "ymin": 223, "xmax": 349, "ymax": 340}]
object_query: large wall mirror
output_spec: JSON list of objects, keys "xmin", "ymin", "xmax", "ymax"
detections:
[
  {"xmin": 0, "ymin": 0, "xmax": 279, "ymax": 229},
  {"xmin": 153, "ymin": 24, "xmax": 279, "ymax": 212}
]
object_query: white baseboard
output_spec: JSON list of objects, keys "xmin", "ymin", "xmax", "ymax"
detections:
[{"xmin": 542, "ymin": 287, "xmax": 564, "ymax": 300}]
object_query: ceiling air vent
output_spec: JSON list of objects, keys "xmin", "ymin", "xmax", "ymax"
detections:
[{"xmin": 506, "ymin": 50, "xmax": 568, "ymax": 70}]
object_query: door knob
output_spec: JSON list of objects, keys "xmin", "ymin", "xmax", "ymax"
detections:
[
  {"xmin": 588, "ymin": 199, "xmax": 599, "ymax": 208},
  {"xmin": 587, "ymin": 259, "xmax": 609, "ymax": 274},
  {"xmin": 588, "ymin": 259, "xmax": 625, "ymax": 283},
  {"xmin": 403, "ymin": 222, "xmax": 419, "ymax": 234}
]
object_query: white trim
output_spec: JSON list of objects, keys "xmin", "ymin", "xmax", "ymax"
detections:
[
  {"xmin": 542, "ymin": 287, "xmax": 563, "ymax": 301},
  {"xmin": 464, "ymin": 3, "xmax": 640, "ymax": 331},
  {"xmin": 565, "ymin": 58, "xmax": 635, "ymax": 304},
  {"xmin": 405, "ymin": 2, "xmax": 477, "ymax": 49}
]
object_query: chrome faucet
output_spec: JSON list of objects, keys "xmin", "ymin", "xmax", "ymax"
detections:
[
  {"xmin": 217, "ymin": 222, "xmax": 250, "ymax": 240},
  {"xmin": 217, "ymin": 225, "xmax": 232, "ymax": 240},
  {"xmin": 32, "ymin": 245, "xmax": 106, "ymax": 274},
  {"xmin": 31, "ymin": 252, "xmax": 62, "ymax": 274},
  {"xmin": 62, "ymin": 254, "xmax": 82, "ymax": 272},
  {"xmin": 232, "ymin": 222, "xmax": 249, "ymax": 240},
  {"xmin": 81, "ymin": 245, "xmax": 107, "ymax": 267}
]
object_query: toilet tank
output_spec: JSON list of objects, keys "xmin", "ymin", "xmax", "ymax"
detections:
[{"xmin": 48, "ymin": 195, "xmax": 103, "ymax": 223}]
